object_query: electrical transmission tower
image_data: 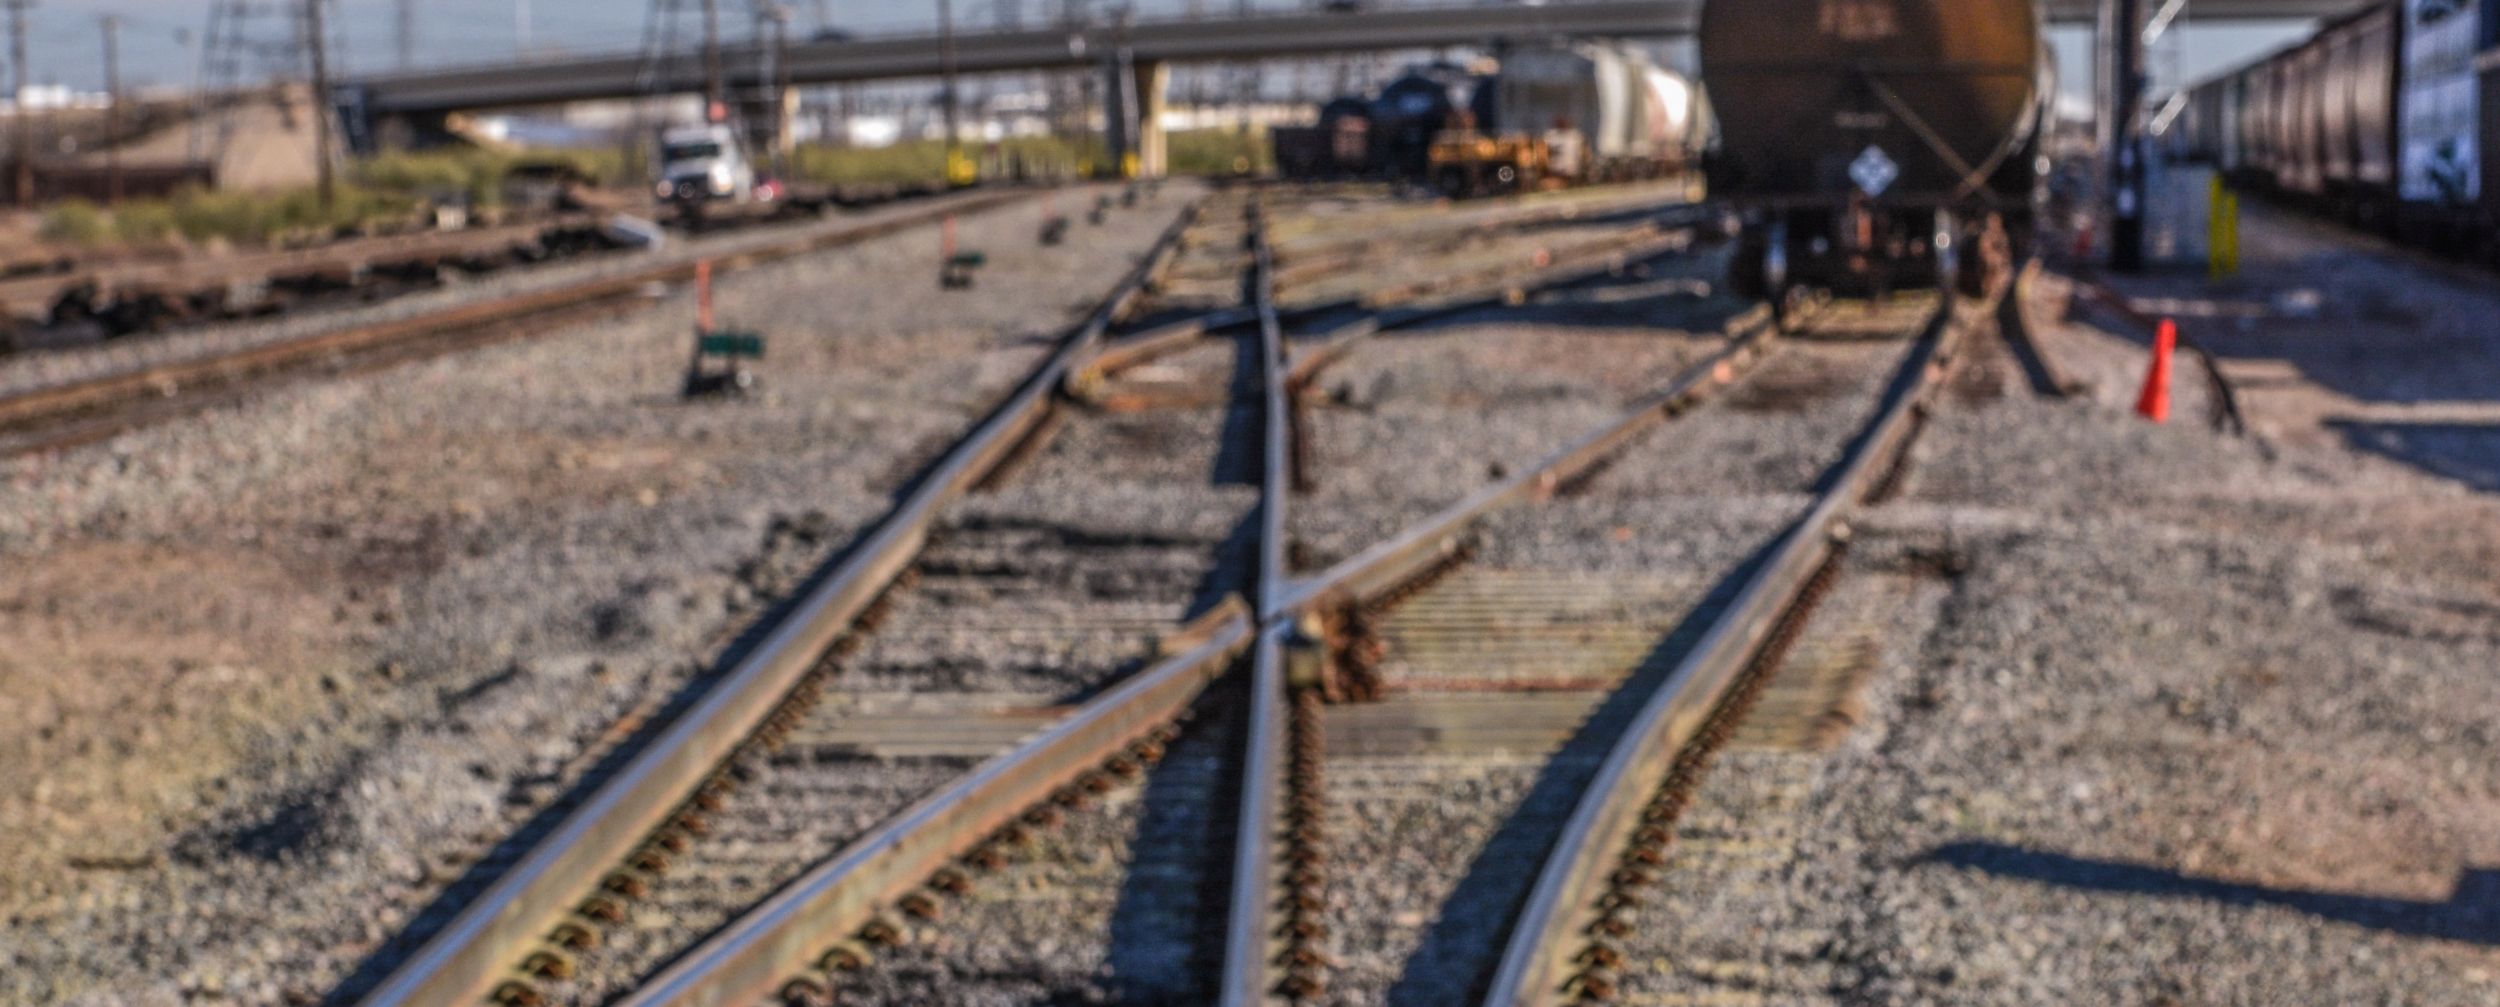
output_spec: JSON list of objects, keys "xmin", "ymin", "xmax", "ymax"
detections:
[
  {"xmin": 191, "ymin": 0, "xmax": 310, "ymax": 166},
  {"xmin": 636, "ymin": 0, "xmax": 791, "ymax": 165}
]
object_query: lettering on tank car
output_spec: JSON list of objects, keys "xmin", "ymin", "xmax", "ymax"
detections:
[{"xmin": 1817, "ymin": 0, "xmax": 1899, "ymax": 41}]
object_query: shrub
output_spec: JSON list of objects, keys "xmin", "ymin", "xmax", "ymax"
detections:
[
  {"xmin": 39, "ymin": 200, "xmax": 110, "ymax": 244},
  {"xmin": 110, "ymin": 200, "xmax": 180, "ymax": 243}
]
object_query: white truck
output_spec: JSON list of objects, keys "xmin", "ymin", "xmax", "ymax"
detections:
[{"xmin": 653, "ymin": 123, "xmax": 771, "ymax": 206}]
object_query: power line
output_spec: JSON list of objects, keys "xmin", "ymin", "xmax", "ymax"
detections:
[{"xmin": 300, "ymin": 0, "xmax": 333, "ymax": 210}]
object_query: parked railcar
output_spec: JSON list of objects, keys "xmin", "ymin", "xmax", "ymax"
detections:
[
  {"xmin": 1268, "ymin": 42, "xmax": 1706, "ymax": 194},
  {"xmin": 1487, "ymin": 43, "xmax": 1709, "ymax": 179},
  {"xmin": 2176, "ymin": 0, "xmax": 2486, "ymax": 248},
  {"xmin": 1698, "ymin": 0, "xmax": 2053, "ymax": 300},
  {"xmin": 1370, "ymin": 65, "xmax": 1484, "ymax": 181}
]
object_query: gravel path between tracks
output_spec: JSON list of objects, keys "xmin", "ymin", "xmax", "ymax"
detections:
[
  {"xmin": 1286, "ymin": 252, "xmax": 1746, "ymax": 574},
  {"xmin": 1608, "ymin": 303, "xmax": 2500, "ymax": 1004},
  {"xmin": 0, "ymin": 181, "xmax": 1200, "ymax": 1006}
]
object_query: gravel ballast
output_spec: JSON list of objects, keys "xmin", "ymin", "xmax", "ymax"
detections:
[
  {"xmin": 0, "ymin": 181, "xmax": 1198, "ymax": 1005},
  {"xmin": 13, "ymin": 178, "xmax": 2499, "ymax": 1007},
  {"xmin": 1603, "ymin": 277, "xmax": 2500, "ymax": 1004}
]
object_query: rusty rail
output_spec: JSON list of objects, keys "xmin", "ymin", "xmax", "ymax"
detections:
[
  {"xmin": 617, "ymin": 605, "xmax": 1254, "ymax": 1007},
  {"xmin": 0, "ymin": 187, "xmax": 1038, "ymax": 445},
  {"xmin": 598, "ymin": 194, "xmax": 1292, "ymax": 1007},
  {"xmin": 1481, "ymin": 295, "xmax": 1966, "ymax": 1007},
  {"xmin": 353, "ymin": 196, "xmax": 1197, "ymax": 1007},
  {"xmin": 1219, "ymin": 193, "xmax": 1299, "ymax": 1007}
]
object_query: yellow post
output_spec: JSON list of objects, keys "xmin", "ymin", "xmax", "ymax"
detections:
[{"xmin": 2208, "ymin": 174, "xmax": 2239, "ymax": 280}]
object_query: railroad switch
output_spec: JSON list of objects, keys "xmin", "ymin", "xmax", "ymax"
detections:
[
  {"xmin": 940, "ymin": 214, "xmax": 987, "ymax": 288},
  {"xmin": 940, "ymin": 250, "xmax": 988, "ymax": 288},
  {"xmin": 683, "ymin": 260, "xmax": 765, "ymax": 399},
  {"xmin": 683, "ymin": 331, "xmax": 764, "ymax": 398}
]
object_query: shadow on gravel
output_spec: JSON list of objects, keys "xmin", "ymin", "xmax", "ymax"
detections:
[
  {"xmin": 2329, "ymin": 419, "xmax": 2500, "ymax": 493},
  {"xmin": 1209, "ymin": 331, "xmax": 1261, "ymax": 487},
  {"xmin": 1924, "ymin": 842, "xmax": 2500, "ymax": 946},
  {"xmin": 1381, "ymin": 536, "xmax": 1782, "ymax": 1005},
  {"xmin": 1103, "ymin": 684, "xmax": 1247, "ymax": 1003}
]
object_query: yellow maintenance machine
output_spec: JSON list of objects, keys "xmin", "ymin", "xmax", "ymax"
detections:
[{"xmin": 1426, "ymin": 131, "xmax": 1553, "ymax": 198}]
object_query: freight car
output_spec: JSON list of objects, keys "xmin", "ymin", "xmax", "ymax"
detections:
[
  {"xmin": 1698, "ymin": 0, "xmax": 2053, "ymax": 301},
  {"xmin": 1270, "ymin": 42, "xmax": 1706, "ymax": 194},
  {"xmin": 2169, "ymin": 0, "xmax": 2493, "ymax": 253}
]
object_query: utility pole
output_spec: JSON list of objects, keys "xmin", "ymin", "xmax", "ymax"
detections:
[
  {"xmin": 2105, "ymin": 0, "xmax": 2147, "ymax": 272},
  {"xmin": 702, "ymin": 0, "xmax": 724, "ymax": 122},
  {"xmin": 101, "ymin": 14, "xmax": 121, "ymax": 204},
  {"xmin": 939, "ymin": 0, "xmax": 963, "ymax": 174},
  {"xmin": 303, "ymin": 0, "xmax": 334, "ymax": 211},
  {"xmin": 772, "ymin": 5, "xmax": 791, "ymax": 168},
  {"xmin": 395, "ymin": 0, "xmax": 413, "ymax": 69},
  {"xmin": 6, "ymin": 0, "xmax": 33, "ymax": 208}
]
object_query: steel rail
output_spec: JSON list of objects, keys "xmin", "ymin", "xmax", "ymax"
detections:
[
  {"xmin": 616, "ymin": 603, "xmax": 1255, "ymax": 1007},
  {"xmin": 355, "ymin": 198, "xmax": 1200, "ymax": 1007},
  {"xmin": 1073, "ymin": 195, "xmax": 1707, "ymax": 396},
  {"xmin": 0, "ymin": 187, "xmax": 1038, "ymax": 442},
  {"xmin": 614, "ymin": 192, "xmax": 1295, "ymax": 1006},
  {"xmin": 1481, "ymin": 296, "xmax": 1967, "ymax": 1007},
  {"xmin": 1220, "ymin": 192, "xmax": 1297, "ymax": 1007}
]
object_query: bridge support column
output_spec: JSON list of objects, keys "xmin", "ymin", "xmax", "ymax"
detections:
[
  {"xmin": 1132, "ymin": 59, "xmax": 1168, "ymax": 178},
  {"xmin": 1102, "ymin": 50, "xmax": 1132, "ymax": 179},
  {"xmin": 369, "ymin": 111, "xmax": 453, "ymax": 153}
]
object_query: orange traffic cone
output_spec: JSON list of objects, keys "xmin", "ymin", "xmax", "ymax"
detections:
[{"xmin": 2135, "ymin": 318, "xmax": 2175, "ymax": 423}]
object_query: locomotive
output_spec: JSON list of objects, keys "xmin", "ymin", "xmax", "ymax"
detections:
[
  {"xmin": 2169, "ymin": 0, "xmax": 2496, "ymax": 255},
  {"xmin": 1699, "ymin": 0, "xmax": 2054, "ymax": 301},
  {"xmin": 1270, "ymin": 42, "xmax": 1707, "ymax": 195}
]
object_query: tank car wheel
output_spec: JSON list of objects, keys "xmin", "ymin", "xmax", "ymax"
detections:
[{"xmin": 1728, "ymin": 247, "xmax": 1766, "ymax": 302}]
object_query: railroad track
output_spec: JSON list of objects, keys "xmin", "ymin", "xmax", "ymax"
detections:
[
  {"xmin": 707, "ymin": 286, "xmax": 1970, "ymax": 1006},
  {"xmin": 331, "ymin": 184, "xmax": 1716, "ymax": 1006},
  {"xmin": 0, "ymin": 186, "xmax": 1045, "ymax": 458}
]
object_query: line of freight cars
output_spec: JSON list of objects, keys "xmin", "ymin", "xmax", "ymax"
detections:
[
  {"xmin": 2169, "ymin": 0, "xmax": 2500, "ymax": 256},
  {"xmin": 1270, "ymin": 42, "xmax": 1709, "ymax": 195}
]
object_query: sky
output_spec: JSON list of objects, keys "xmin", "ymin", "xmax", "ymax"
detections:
[{"xmin": 24, "ymin": 0, "xmax": 2316, "ymax": 107}]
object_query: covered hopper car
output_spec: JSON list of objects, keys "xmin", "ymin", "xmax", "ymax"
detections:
[{"xmin": 2168, "ymin": 0, "xmax": 2498, "ymax": 256}]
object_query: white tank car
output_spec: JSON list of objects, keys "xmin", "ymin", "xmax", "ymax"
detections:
[{"xmin": 1491, "ymin": 43, "xmax": 1707, "ymax": 179}]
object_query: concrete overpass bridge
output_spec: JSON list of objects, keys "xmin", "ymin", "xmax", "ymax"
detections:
[{"xmin": 338, "ymin": 0, "xmax": 2364, "ymax": 169}]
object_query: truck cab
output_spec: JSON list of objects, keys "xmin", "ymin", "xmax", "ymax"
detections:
[{"xmin": 654, "ymin": 124, "xmax": 761, "ymax": 205}]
